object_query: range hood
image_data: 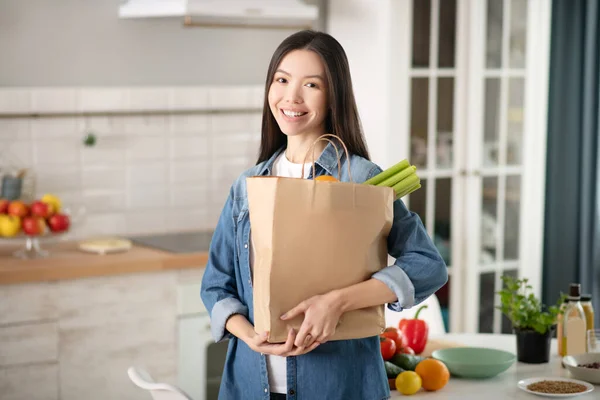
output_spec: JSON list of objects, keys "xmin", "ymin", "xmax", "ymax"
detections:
[{"xmin": 118, "ymin": 0, "xmax": 319, "ymax": 29}]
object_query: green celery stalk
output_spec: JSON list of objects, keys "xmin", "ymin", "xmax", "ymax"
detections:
[
  {"xmin": 396, "ymin": 182, "xmax": 421, "ymax": 199},
  {"xmin": 364, "ymin": 159, "xmax": 410, "ymax": 186},
  {"xmin": 377, "ymin": 165, "xmax": 417, "ymax": 187},
  {"xmin": 391, "ymin": 173, "xmax": 419, "ymax": 196}
]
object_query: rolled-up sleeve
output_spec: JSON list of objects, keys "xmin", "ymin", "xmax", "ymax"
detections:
[
  {"xmin": 365, "ymin": 166, "xmax": 448, "ymax": 311},
  {"xmin": 373, "ymin": 198, "xmax": 448, "ymax": 311},
  {"xmin": 200, "ymin": 188, "xmax": 249, "ymax": 342}
]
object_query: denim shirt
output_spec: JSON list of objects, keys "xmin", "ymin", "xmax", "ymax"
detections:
[{"xmin": 200, "ymin": 142, "xmax": 448, "ymax": 400}]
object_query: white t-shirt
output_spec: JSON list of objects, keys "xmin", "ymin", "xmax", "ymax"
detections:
[{"xmin": 249, "ymin": 152, "xmax": 312, "ymax": 394}]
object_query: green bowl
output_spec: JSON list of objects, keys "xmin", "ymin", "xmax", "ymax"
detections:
[{"xmin": 432, "ymin": 347, "xmax": 516, "ymax": 379}]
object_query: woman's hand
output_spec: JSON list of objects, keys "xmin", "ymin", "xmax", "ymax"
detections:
[
  {"xmin": 246, "ymin": 329, "xmax": 320, "ymax": 356},
  {"xmin": 281, "ymin": 291, "xmax": 343, "ymax": 348}
]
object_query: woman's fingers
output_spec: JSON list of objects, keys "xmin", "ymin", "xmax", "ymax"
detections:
[
  {"xmin": 291, "ymin": 340, "xmax": 320, "ymax": 356},
  {"xmin": 303, "ymin": 333, "xmax": 317, "ymax": 348},
  {"xmin": 253, "ymin": 329, "xmax": 300, "ymax": 356},
  {"xmin": 278, "ymin": 329, "xmax": 296, "ymax": 355},
  {"xmin": 251, "ymin": 327, "xmax": 324, "ymax": 356},
  {"xmin": 252, "ymin": 331, "xmax": 281, "ymax": 355},
  {"xmin": 294, "ymin": 321, "xmax": 313, "ymax": 348},
  {"xmin": 316, "ymin": 326, "xmax": 335, "ymax": 344},
  {"xmin": 252, "ymin": 331, "xmax": 269, "ymax": 348}
]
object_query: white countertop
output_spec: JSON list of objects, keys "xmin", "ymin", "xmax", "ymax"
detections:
[{"xmin": 389, "ymin": 333, "xmax": 596, "ymax": 399}]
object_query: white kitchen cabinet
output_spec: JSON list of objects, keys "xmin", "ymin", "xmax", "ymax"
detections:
[
  {"xmin": 0, "ymin": 321, "xmax": 58, "ymax": 367},
  {"xmin": 0, "ymin": 271, "xmax": 186, "ymax": 400},
  {"xmin": 0, "ymin": 363, "xmax": 59, "ymax": 400},
  {"xmin": 177, "ymin": 277, "xmax": 228, "ymax": 400},
  {"xmin": 328, "ymin": 0, "xmax": 551, "ymax": 333}
]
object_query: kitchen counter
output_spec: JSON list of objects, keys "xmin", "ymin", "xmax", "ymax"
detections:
[
  {"xmin": 390, "ymin": 333, "xmax": 595, "ymax": 399},
  {"xmin": 0, "ymin": 232, "xmax": 211, "ymax": 285}
]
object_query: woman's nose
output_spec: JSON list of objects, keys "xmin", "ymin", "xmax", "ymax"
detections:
[{"xmin": 285, "ymin": 85, "xmax": 303, "ymax": 104}]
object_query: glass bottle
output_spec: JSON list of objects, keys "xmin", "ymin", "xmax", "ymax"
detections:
[
  {"xmin": 562, "ymin": 283, "xmax": 587, "ymax": 356},
  {"xmin": 557, "ymin": 298, "xmax": 568, "ymax": 356},
  {"xmin": 581, "ymin": 294, "xmax": 594, "ymax": 351}
]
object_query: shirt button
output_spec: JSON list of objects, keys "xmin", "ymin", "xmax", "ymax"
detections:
[
  {"xmin": 244, "ymin": 243, "xmax": 248, "ymax": 249},
  {"xmin": 289, "ymin": 389, "xmax": 295, "ymax": 395},
  {"xmin": 264, "ymin": 388, "xmax": 268, "ymax": 393}
]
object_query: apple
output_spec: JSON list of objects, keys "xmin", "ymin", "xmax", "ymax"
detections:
[
  {"xmin": 41, "ymin": 194, "xmax": 62, "ymax": 214},
  {"xmin": 30, "ymin": 200, "xmax": 51, "ymax": 218},
  {"xmin": 22, "ymin": 216, "xmax": 46, "ymax": 236},
  {"xmin": 47, "ymin": 213, "xmax": 70, "ymax": 233},
  {"xmin": 0, "ymin": 215, "xmax": 21, "ymax": 237},
  {"xmin": 0, "ymin": 198, "xmax": 9, "ymax": 214},
  {"xmin": 8, "ymin": 201, "xmax": 29, "ymax": 218}
]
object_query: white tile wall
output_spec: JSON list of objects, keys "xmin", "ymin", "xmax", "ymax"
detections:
[
  {"xmin": 0, "ymin": 120, "xmax": 30, "ymax": 140},
  {"xmin": 128, "ymin": 88, "xmax": 170, "ymax": 111},
  {"xmin": 83, "ymin": 190, "xmax": 126, "ymax": 213},
  {"xmin": 78, "ymin": 89, "xmax": 129, "ymax": 112},
  {"xmin": 82, "ymin": 167, "xmax": 127, "ymax": 191},
  {"xmin": 2, "ymin": 141, "xmax": 33, "ymax": 166},
  {"xmin": 168, "ymin": 87, "xmax": 209, "ymax": 110},
  {"xmin": 0, "ymin": 89, "xmax": 31, "ymax": 113},
  {"xmin": 33, "ymin": 141, "xmax": 81, "ymax": 165},
  {"xmin": 31, "ymin": 89, "xmax": 79, "ymax": 112},
  {"xmin": 35, "ymin": 167, "xmax": 81, "ymax": 193},
  {"xmin": 128, "ymin": 136, "xmax": 167, "ymax": 161},
  {"xmin": 0, "ymin": 86, "xmax": 263, "ymax": 237},
  {"xmin": 170, "ymin": 115, "xmax": 209, "ymax": 135},
  {"xmin": 31, "ymin": 118, "xmax": 79, "ymax": 139}
]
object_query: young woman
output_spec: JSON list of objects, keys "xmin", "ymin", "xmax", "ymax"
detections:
[{"xmin": 201, "ymin": 30, "xmax": 448, "ymax": 400}]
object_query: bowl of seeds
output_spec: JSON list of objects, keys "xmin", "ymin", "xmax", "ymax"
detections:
[
  {"xmin": 563, "ymin": 353, "xmax": 600, "ymax": 384},
  {"xmin": 518, "ymin": 377, "xmax": 594, "ymax": 397}
]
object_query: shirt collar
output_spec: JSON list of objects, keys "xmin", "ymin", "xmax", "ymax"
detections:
[{"xmin": 258, "ymin": 140, "xmax": 344, "ymax": 177}]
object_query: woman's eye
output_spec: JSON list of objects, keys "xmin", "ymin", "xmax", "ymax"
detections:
[
  {"xmin": 276, "ymin": 77, "xmax": 287, "ymax": 84},
  {"xmin": 305, "ymin": 82, "xmax": 317, "ymax": 88}
]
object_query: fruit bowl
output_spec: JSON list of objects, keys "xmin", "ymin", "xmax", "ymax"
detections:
[
  {"xmin": 0, "ymin": 201, "xmax": 85, "ymax": 259},
  {"xmin": 431, "ymin": 347, "xmax": 516, "ymax": 379},
  {"xmin": 2, "ymin": 230, "xmax": 70, "ymax": 259}
]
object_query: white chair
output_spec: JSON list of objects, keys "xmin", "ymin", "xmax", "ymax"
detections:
[
  {"xmin": 127, "ymin": 367, "xmax": 194, "ymax": 400},
  {"xmin": 384, "ymin": 294, "xmax": 446, "ymax": 336}
]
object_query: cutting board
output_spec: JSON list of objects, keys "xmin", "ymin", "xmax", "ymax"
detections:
[
  {"xmin": 421, "ymin": 338, "xmax": 465, "ymax": 357},
  {"xmin": 77, "ymin": 238, "xmax": 132, "ymax": 255}
]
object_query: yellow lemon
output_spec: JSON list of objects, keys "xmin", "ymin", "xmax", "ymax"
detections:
[
  {"xmin": 395, "ymin": 371, "xmax": 422, "ymax": 395},
  {"xmin": 41, "ymin": 193, "xmax": 62, "ymax": 214},
  {"xmin": 0, "ymin": 215, "xmax": 21, "ymax": 237}
]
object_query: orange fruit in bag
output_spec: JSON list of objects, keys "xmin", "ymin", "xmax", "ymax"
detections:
[{"xmin": 314, "ymin": 175, "xmax": 338, "ymax": 182}]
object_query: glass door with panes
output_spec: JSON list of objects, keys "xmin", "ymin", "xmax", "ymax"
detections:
[
  {"xmin": 404, "ymin": 0, "xmax": 550, "ymax": 333},
  {"xmin": 404, "ymin": 0, "xmax": 461, "ymax": 334}
]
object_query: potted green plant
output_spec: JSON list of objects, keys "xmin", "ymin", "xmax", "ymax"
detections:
[{"xmin": 496, "ymin": 275, "xmax": 565, "ymax": 364}]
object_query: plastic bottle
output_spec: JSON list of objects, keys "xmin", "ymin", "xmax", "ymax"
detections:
[{"xmin": 562, "ymin": 283, "xmax": 587, "ymax": 356}]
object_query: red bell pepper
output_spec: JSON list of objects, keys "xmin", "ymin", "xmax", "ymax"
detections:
[{"xmin": 398, "ymin": 305, "xmax": 429, "ymax": 355}]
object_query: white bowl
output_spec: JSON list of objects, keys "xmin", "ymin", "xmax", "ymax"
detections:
[{"xmin": 563, "ymin": 353, "xmax": 600, "ymax": 384}]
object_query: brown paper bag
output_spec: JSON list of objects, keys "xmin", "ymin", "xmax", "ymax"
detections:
[{"xmin": 247, "ymin": 135, "xmax": 395, "ymax": 343}]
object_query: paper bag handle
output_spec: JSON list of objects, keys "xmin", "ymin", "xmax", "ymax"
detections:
[{"xmin": 301, "ymin": 134, "xmax": 354, "ymax": 182}]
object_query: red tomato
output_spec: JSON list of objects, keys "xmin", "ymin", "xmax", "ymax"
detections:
[
  {"xmin": 379, "ymin": 336, "xmax": 397, "ymax": 360},
  {"xmin": 381, "ymin": 327, "xmax": 403, "ymax": 350},
  {"xmin": 397, "ymin": 346, "xmax": 415, "ymax": 355}
]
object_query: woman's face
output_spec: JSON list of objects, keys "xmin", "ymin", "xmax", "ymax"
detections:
[{"xmin": 268, "ymin": 49, "xmax": 328, "ymax": 138}]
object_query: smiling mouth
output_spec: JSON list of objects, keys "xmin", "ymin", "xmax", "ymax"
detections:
[{"xmin": 281, "ymin": 109, "xmax": 308, "ymax": 118}]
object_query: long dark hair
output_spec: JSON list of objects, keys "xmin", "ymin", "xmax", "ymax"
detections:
[{"xmin": 256, "ymin": 30, "xmax": 370, "ymax": 164}]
